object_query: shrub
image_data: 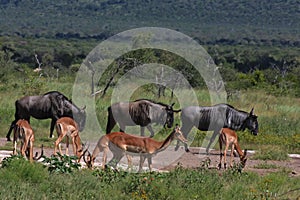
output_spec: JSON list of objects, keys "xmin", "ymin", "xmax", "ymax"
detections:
[{"xmin": 42, "ymin": 153, "xmax": 81, "ymax": 174}]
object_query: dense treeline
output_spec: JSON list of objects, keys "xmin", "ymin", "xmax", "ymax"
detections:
[
  {"xmin": 0, "ymin": 1, "xmax": 299, "ymax": 97},
  {"xmin": 0, "ymin": 36, "xmax": 299, "ymax": 97},
  {"xmin": 0, "ymin": 0, "xmax": 299, "ymax": 47}
]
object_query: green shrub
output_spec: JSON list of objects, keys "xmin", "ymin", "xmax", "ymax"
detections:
[{"xmin": 42, "ymin": 153, "xmax": 81, "ymax": 174}]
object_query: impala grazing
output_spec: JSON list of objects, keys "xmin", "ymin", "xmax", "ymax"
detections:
[
  {"xmin": 54, "ymin": 117, "xmax": 84, "ymax": 162},
  {"xmin": 13, "ymin": 119, "xmax": 43, "ymax": 162},
  {"xmin": 84, "ymin": 125, "xmax": 188, "ymax": 172},
  {"xmin": 218, "ymin": 128, "xmax": 248, "ymax": 169}
]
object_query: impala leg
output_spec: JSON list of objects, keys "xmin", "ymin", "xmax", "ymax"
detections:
[
  {"xmin": 65, "ymin": 135, "xmax": 69, "ymax": 156},
  {"xmin": 230, "ymin": 144, "xmax": 234, "ymax": 168},
  {"xmin": 126, "ymin": 154, "xmax": 133, "ymax": 171},
  {"xmin": 54, "ymin": 133, "xmax": 64, "ymax": 156},
  {"xmin": 223, "ymin": 145, "xmax": 228, "ymax": 169},
  {"xmin": 29, "ymin": 139, "xmax": 33, "ymax": 163},
  {"xmin": 70, "ymin": 131, "xmax": 78, "ymax": 159},
  {"xmin": 175, "ymin": 124, "xmax": 192, "ymax": 152},
  {"xmin": 102, "ymin": 147, "xmax": 108, "ymax": 169},
  {"xmin": 147, "ymin": 156, "xmax": 152, "ymax": 172},
  {"xmin": 139, "ymin": 155, "xmax": 146, "ymax": 172},
  {"xmin": 21, "ymin": 140, "xmax": 26, "ymax": 158}
]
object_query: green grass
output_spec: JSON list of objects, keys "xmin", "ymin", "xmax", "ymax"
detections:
[
  {"xmin": 0, "ymin": 158, "xmax": 299, "ymax": 200},
  {"xmin": 252, "ymin": 146, "xmax": 290, "ymax": 161},
  {"xmin": 253, "ymin": 162, "xmax": 279, "ymax": 169}
]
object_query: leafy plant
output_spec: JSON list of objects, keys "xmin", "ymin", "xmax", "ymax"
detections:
[
  {"xmin": 1, "ymin": 153, "xmax": 25, "ymax": 168},
  {"xmin": 42, "ymin": 153, "xmax": 81, "ymax": 174}
]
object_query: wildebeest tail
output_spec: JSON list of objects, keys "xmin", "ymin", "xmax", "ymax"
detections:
[{"xmin": 106, "ymin": 106, "xmax": 116, "ymax": 134}]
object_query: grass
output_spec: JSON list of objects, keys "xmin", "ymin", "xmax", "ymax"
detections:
[
  {"xmin": 0, "ymin": 157, "xmax": 299, "ymax": 200},
  {"xmin": 252, "ymin": 145, "xmax": 290, "ymax": 161},
  {"xmin": 253, "ymin": 162, "xmax": 279, "ymax": 169},
  {"xmin": 0, "ymin": 73, "xmax": 299, "ymax": 154}
]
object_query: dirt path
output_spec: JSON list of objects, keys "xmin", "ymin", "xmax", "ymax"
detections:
[{"xmin": 0, "ymin": 138, "xmax": 299, "ymax": 176}]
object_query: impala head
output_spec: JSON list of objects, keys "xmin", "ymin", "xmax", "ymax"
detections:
[
  {"xmin": 240, "ymin": 149, "xmax": 248, "ymax": 168},
  {"xmin": 173, "ymin": 124, "xmax": 188, "ymax": 144},
  {"xmin": 83, "ymin": 149, "xmax": 95, "ymax": 169}
]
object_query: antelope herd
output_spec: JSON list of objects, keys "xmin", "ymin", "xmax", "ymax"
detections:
[{"xmin": 7, "ymin": 91, "xmax": 258, "ymax": 172}]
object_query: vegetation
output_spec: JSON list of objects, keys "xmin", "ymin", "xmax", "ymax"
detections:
[
  {"xmin": 0, "ymin": 156, "xmax": 299, "ymax": 199},
  {"xmin": 0, "ymin": 1, "xmax": 299, "ymax": 199}
]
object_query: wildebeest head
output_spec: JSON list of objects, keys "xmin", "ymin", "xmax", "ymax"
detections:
[
  {"xmin": 243, "ymin": 108, "xmax": 258, "ymax": 135},
  {"xmin": 163, "ymin": 103, "xmax": 181, "ymax": 128},
  {"xmin": 65, "ymin": 98, "xmax": 87, "ymax": 132},
  {"xmin": 76, "ymin": 106, "xmax": 86, "ymax": 132}
]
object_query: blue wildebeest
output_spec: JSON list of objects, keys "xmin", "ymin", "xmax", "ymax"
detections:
[
  {"xmin": 6, "ymin": 91, "xmax": 86, "ymax": 141},
  {"xmin": 106, "ymin": 99, "xmax": 181, "ymax": 137},
  {"xmin": 175, "ymin": 103, "xmax": 258, "ymax": 153}
]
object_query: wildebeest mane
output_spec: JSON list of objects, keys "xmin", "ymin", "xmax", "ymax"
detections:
[
  {"xmin": 134, "ymin": 99, "xmax": 171, "ymax": 108},
  {"xmin": 129, "ymin": 101, "xmax": 151, "ymax": 126}
]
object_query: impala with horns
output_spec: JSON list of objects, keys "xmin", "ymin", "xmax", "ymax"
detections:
[
  {"xmin": 54, "ymin": 117, "xmax": 84, "ymax": 162},
  {"xmin": 13, "ymin": 119, "xmax": 43, "ymax": 162},
  {"xmin": 218, "ymin": 128, "xmax": 248, "ymax": 169},
  {"xmin": 84, "ymin": 125, "xmax": 188, "ymax": 172},
  {"xmin": 7, "ymin": 91, "xmax": 86, "ymax": 141},
  {"xmin": 106, "ymin": 99, "xmax": 181, "ymax": 137}
]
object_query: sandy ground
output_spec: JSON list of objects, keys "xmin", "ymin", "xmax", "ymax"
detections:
[{"xmin": 1, "ymin": 137, "xmax": 299, "ymax": 177}]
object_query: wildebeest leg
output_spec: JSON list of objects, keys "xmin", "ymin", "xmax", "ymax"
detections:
[
  {"xmin": 140, "ymin": 126, "xmax": 145, "ymax": 136},
  {"xmin": 119, "ymin": 124, "xmax": 126, "ymax": 133},
  {"xmin": 175, "ymin": 124, "xmax": 193, "ymax": 152},
  {"xmin": 49, "ymin": 119, "xmax": 56, "ymax": 138},
  {"xmin": 7, "ymin": 119, "xmax": 18, "ymax": 141},
  {"xmin": 206, "ymin": 129, "xmax": 220, "ymax": 154},
  {"xmin": 146, "ymin": 125, "xmax": 155, "ymax": 138}
]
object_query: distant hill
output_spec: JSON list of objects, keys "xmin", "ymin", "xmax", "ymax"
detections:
[{"xmin": 0, "ymin": 0, "xmax": 299, "ymax": 46}]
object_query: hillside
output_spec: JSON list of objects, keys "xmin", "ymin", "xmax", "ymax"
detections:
[{"xmin": 0, "ymin": 0, "xmax": 299, "ymax": 46}]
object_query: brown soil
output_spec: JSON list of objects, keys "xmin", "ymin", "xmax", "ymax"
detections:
[{"xmin": 1, "ymin": 138, "xmax": 299, "ymax": 177}]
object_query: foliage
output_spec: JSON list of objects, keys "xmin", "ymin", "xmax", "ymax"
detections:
[
  {"xmin": 0, "ymin": 1, "xmax": 299, "ymax": 47},
  {"xmin": 0, "ymin": 158, "xmax": 299, "ymax": 199},
  {"xmin": 41, "ymin": 153, "xmax": 81, "ymax": 174}
]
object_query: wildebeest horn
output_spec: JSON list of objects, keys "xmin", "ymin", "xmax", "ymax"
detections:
[
  {"xmin": 33, "ymin": 144, "xmax": 44, "ymax": 161},
  {"xmin": 82, "ymin": 105, "xmax": 86, "ymax": 110},
  {"xmin": 173, "ymin": 109, "xmax": 181, "ymax": 113},
  {"xmin": 170, "ymin": 103, "xmax": 175, "ymax": 107},
  {"xmin": 249, "ymin": 107, "xmax": 254, "ymax": 115}
]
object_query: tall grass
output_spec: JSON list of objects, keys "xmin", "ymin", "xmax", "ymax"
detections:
[{"xmin": 0, "ymin": 75, "xmax": 299, "ymax": 152}]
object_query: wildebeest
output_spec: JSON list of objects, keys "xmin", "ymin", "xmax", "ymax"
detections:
[
  {"xmin": 106, "ymin": 99, "xmax": 181, "ymax": 137},
  {"xmin": 175, "ymin": 103, "xmax": 258, "ymax": 153},
  {"xmin": 6, "ymin": 91, "xmax": 86, "ymax": 141}
]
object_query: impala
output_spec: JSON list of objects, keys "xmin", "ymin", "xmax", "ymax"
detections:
[
  {"xmin": 54, "ymin": 117, "xmax": 84, "ymax": 162},
  {"xmin": 84, "ymin": 125, "xmax": 188, "ymax": 172},
  {"xmin": 13, "ymin": 119, "xmax": 43, "ymax": 162},
  {"xmin": 218, "ymin": 128, "xmax": 247, "ymax": 169}
]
